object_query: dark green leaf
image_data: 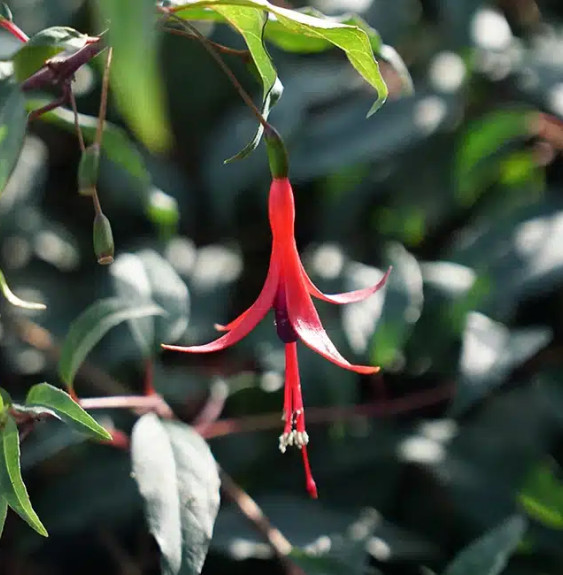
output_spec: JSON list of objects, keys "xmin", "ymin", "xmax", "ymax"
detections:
[
  {"xmin": 0, "ymin": 77, "xmax": 26, "ymax": 195},
  {"xmin": 131, "ymin": 413, "xmax": 220, "ymax": 575},
  {"xmin": 452, "ymin": 312, "xmax": 551, "ymax": 415},
  {"xmin": 0, "ymin": 416, "xmax": 47, "ymax": 536},
  {"xmin": 25, "ymin": 383, "xmax": 111, "ymax": 441},
  {"xmin": 96, "ymin": 0, "xmax": 172, "ymax": 152},
  {"xmin": 13, "ymin": 26, "xmax": 88, "ymax": 82},
  {"xmin": 442, "ymin": 515, "xmax": 526, "ymax": 575},
  {"xmin": 59, "ymin": 297, "xmax": 165, "ymax": 388},
  {"xmin": 110, "ymin": 250, "xmax": 190, "ymax": 356}
]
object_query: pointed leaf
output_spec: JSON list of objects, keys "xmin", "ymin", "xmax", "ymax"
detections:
[
  {"xmin": 0, "ymin": 77, "xmax": 26, "ymax": 195},
  {"xmin": 131, "ymin": 413, "xmax": 220, "ymax": 575},
  {"xmin": 25, "ymin": 383, "xmax": 111, "ymax": 441},
  {"xmin": 59, "ymin": 297, "xmax": 165, "ymax": 388},
  {"xmin": 442, "ymin": 515, "xmax": 526, "ymax": 575},
  {"xmin": 210, "ymin": 6, "xmax": 281, "ymax": 161},
  {"xmin": 96, "ymin": 0, "xmax": 172, "ymax": 152},
  {"xmin": 0, "ymin": 416, "xmax": 47, "ymax": 536},
  {"xmin": 0, "ymin": 268, "xmax": 46, "ymax": 310},
  {"xmin": 174, "ymin": 0, "xmax": 388, "ymax": 115}
]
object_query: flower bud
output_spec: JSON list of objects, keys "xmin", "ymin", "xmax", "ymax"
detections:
[
  {"xmin": 78, "ymin": 144, "xmax": 100, "ymax": 196},
  {"xmin": 93, "ymin": 212, "xmax": 114, "ymax": 265}
]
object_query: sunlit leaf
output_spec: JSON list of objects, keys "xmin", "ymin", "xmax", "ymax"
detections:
[
  {"xmin": 0, "ymin": 416, "xmax": 48, "ymax": 537},
  {"xmin": 442, "ymin": 515, "xmax": 526, "ymax": 575},
  {"xmin": 518, "ymin": 460, "xmax": 563, "ymax": 529},
  {"xmin": 173, "ymin": 0, "xmax": 388, "ymax": 115},
  {"xmin": 96, "ymin": 0, "xmax": 172, "ymax": 152},
  {"xmin": 131, "ymin": 413, "xmax": 220, "ymax": 575},
  {"xmin": 0, "ymin": 268, "xmax": 46, "ymax": 309},
  {"xmin": 25, "ymin": 383, "xmax": 111, "ymax": 441},
  {"xmin": 453, "ymin": 313, "xmax": 551, "ymax": 415},
  {"xmin": 59, "ymin": 297, "xmax": 165, "ymax": 389},
  {"xmin": 111, "ymin": 250, "xmax": 190, "ymax": 356}
]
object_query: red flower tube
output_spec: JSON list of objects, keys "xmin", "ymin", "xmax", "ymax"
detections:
[{"xmin": 163, "ymin": 128, "xmax": 390, "ymax": 498}]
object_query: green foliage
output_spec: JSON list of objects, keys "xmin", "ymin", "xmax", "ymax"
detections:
[
  {"xmin": 0, "ymin": 416, "xmax": 47, "ymax": 537},
  {"xmin": 131, "ymin": 414, "xmax": 221, "ymax": 575},
  {"xmin": 175, "ymin": 0, "xmax": 388, "ymax": 115},
  {"xmin": 1, "ymin": 1, "xmax": 563, "ymax": 575},
  {"xmin": 442, "ymin": 516, "xmax": 526, "ymax": 575},
  {"xmin": 58, "ymin": 298, "xmax": 165, "ymax": 389},
  {"xmin": 25, "ymin": 383, "xmax": 111, "ymax": 441}
]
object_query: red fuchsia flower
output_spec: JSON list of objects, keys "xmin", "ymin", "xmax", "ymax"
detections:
[{"xmin": 162, "ymin": 128, "xmax": 390, "ymax": 498}]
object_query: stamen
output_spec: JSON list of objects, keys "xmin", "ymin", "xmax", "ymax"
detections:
[{"xmin": 279, "ymin": 342, "xmax": 318, "ymax": 498}]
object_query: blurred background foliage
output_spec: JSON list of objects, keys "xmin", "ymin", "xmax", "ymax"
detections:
[{"xmin": 1, "ymin": 0, "xmax": 563, "ymax": 574}]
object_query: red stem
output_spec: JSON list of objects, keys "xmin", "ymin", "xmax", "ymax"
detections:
[{"xmin": 0, "ymin": 19, "xmax": 29, "ymax": 43}]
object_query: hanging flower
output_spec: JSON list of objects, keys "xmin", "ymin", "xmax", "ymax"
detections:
[{"xmin": 162, "ymin": 128, "xmax": 390, "ymax": 498}]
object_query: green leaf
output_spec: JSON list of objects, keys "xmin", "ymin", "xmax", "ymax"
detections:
[
  {"xmin": 96, "ymin": 0, "xmax": 172, "ymax": 153},
  {"xmin": 455, "ymin": 107, "xmax": 536, "ymax": 206},
  {"xmin": 13, "ymin": 26, "xmax": 89, "ymax": 82},
  {"xmin": 27, "ymin": 99, "xmax": 151, "ymax": 193},
  {"xmin": 25, "ymin": 383, "xmax": 112, "ymax": 441},
  {"xmin": 0, "ymin": 77, "xmax": 26, "ymax": 195},
  {"xmin": 442, "ymin": 515, "xmax": 526, "ymax": 575},
  {"xmin": 0, "ymin": 268, "xmax": 46, "ymax": 310},
  {"xmin": 215, "ymin": 7, "xmax": 281, "ymax": 161},
  {"xmin": 518, "ymin": 460, "xmax": 563, "ymax": 529},
  {"xmin": 111, "ymin": 250, "xmax": 190, "ymax": 356},
  {"xmin": 0, "ymin": 496, "xmax": 7, "ymax": 538},
  {"xmin": 59, "ymin": 297, "xmax": 165, "ymax": 388},
  {"xmin": 131, "ymin": 413, "xmax": 220, "ymax": 575},
  {"xmin": 0, "ymin": 416, "xmax": 48, "ymax": 537},
  {"xmin": 174, "ymin": 0, "xmax": 388, "ymax": 115}
]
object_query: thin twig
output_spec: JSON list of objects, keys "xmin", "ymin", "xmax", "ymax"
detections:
[
  {"xmin": 22, "ymin": 39, "xmax": 105, "ymax": 93},
  {"xmin": 159, "ymin": 8, "xmax": 268, "ymax": 130},
  {"xmin": 69, "ymin": 88, "xmax": 86, "ymax": 152},
  {"xmin": 95, "ymin": 47, "xmax": 113, "ymax": 149},
  {"xmin": 219, "ymin": 467, "xmax": 306, "ymax": 575},
  {"xmin": 164, "ymin": 25, "xmax": 250, "ymax": 59},
  {"xmin": 197, "ymin": 384, "xmax": 454, "ymax": 439}
]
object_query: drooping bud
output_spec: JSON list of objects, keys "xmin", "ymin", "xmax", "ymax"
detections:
[
  {"xmin": 78, "ymin": 144, "xmax": 100, "ymax": 196},
  {"xmin": 264, "ymin": 125, "xmax": 289, "ymax": 179},
  {"xmin": 93, "ymin": 211, "xmax": 114, "ymax": 265}
]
